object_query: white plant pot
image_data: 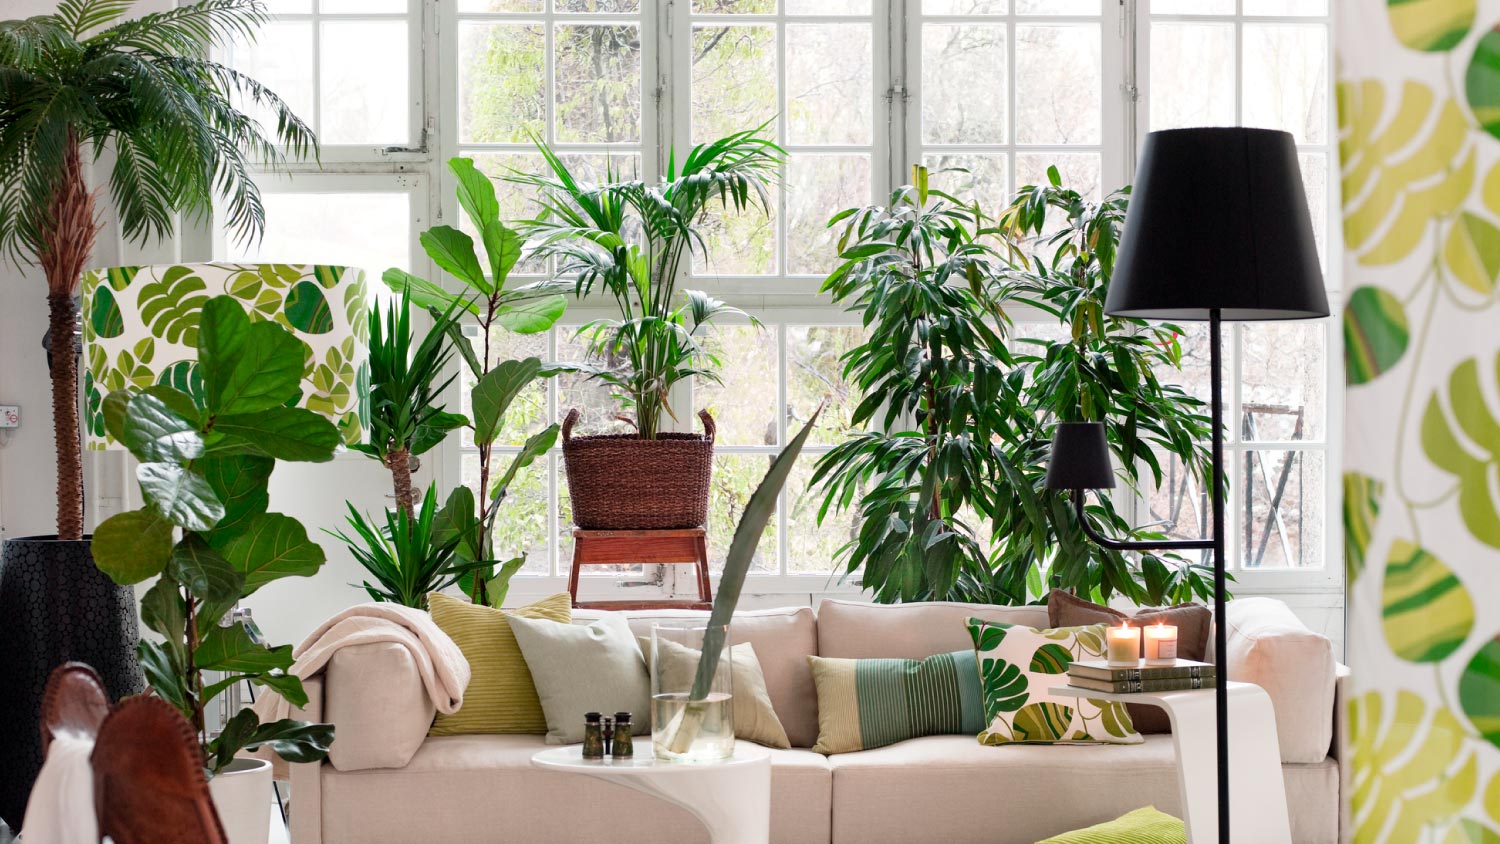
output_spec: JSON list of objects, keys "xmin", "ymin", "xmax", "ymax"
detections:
[{"xmin": 208, "ymin": 756, "xmax": 271, "ymax": 844}]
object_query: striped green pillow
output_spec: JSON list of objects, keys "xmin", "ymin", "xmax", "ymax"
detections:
[
  {"xmin": 1038, "ymin": 807, "xmax": 1185, "ymax": 843},
  {"xmin": 807, "ymin": 650, "xmax": 985, "ymax": 754}
]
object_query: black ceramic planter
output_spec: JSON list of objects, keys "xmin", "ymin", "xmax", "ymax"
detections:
[{"xmin": 0, "ymin": 535, "xmax": 142, "ymax": 829}]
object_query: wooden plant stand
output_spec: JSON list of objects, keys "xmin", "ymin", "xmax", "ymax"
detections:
[{"xmin": 568, "ymin": 527, "xmax": 713, "ymax": 610}]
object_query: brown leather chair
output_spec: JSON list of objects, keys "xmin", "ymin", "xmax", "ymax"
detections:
[{"xmin": 38, "ymin": 663, "xmax": 227, "ymax": 844}]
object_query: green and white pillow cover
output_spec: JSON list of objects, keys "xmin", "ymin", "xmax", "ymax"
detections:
[
  {"xmin": 81, "ymin": 263, "xmax": 371, "ymax": 448},
  {"xmin": 807, "ymin": 650, "xmax": 986, "ymax": 754},
  {"xmin": 966, "ymin": 618, "xmax": 1143, "ymax": 746}
]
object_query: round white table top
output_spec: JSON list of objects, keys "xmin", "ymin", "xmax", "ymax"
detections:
[{"xmin": 532, "ymin": 744, "xmax": 771, "ymax": 777}]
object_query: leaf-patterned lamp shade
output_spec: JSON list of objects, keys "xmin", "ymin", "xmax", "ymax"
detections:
[{"xmin": 81, "ymin": 263, "xmax": 372, "ymax": 450}]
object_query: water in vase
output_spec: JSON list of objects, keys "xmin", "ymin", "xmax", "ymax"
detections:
[{"xmin": 651, "ymin": 692, "xmax": 734, "ymax": 763}]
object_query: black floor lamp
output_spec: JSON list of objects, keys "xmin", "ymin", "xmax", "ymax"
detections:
[{"xmin": 1044, "ymin": 127, "xmax": 1329, "ymax": 842}]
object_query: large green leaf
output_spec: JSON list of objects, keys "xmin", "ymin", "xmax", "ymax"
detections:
[
  {"xmin": 138, "ymin": 462, "xmax": 224, "ymax": 532},
  {"xmin": 420, "ymin": 226, "xmax": 487, "ymax": 290},
  {"xmin": 283, "ymin": 280, "xmax": 334, "ymax": 334},
  {"xmin": 1011, "ymin": 701, "xmax": 1073, "ymax": 741},
  {"xmin": 201, "ymin": 455, "xmax": 274, "ymax": 542},
  {"xmin": 472, "ymin": 357, "xmax": 544, "ymax": 445},
  {"xmin": 1343, "ymin": 472, "xmax": 1384, "ymax": 585},
  {"xmin": 1469, "ymin": 26, "xmax": 1500, "ymax": 139},
  {"xmin": 138, "ymin": 576, "xmax": 186, "ymax": 646},
  {"xmin": 381, "ymin": 268, "xmax": 473, "ymax": 314},
  {"xmin": 220, "ymin": 512, "xmax": 328, "ymax": 593},
  {"xmin": 213, "ymin": 407, "xmax": 342, "ymax": 462},
  {"xmin": 195, "ymin": 621, "xmax": 293, "ymax": 673},
  {"xmin": 495, "ymin": 294, "xmax": 568, "ymax": 334},
  {"xmin": 120, "ymin": 391, "xmax": 203, "ymax": 463},
  {"xmin": 451, "ymin": 157, "xmax": 501, "ymax": 249},
  {"xmin": 242, "ymin": 717, "xmax": 334, "ymax": 765},
  {"xmin": 489, "ymin": 425, "xmax": 558, "ymax": 503},
  {"xmin": 1345, "ymin": 287, "xmax": 1410, "ymax": 386},
  {"xmin": 1029, "ymin": 643, "xmax": 1073, "ymax": 674},
  {"xmin": 980, "ymin": 657, "xmax": 1030, "ymax": 717},
  {"xmin": 1388, "ymin": 0, "xmax": 1475, "ymax": 52},
  {"xmin": 481, "ymin": 220, "xmax": 523, "ymax": 284},
  {"xmin": 1381, "ymin": 539, "xmax": 1473, "ymax": 663},
  {"xmin": 1462, "ymin": 636, "xmax": 1500, "ymax": 748},
  {"xmin": 92, "ymin": 508, "xmax": 174, "ymax": 584},
  {"xmin": 1421, "ymin": 356, "xmax": 1500, "ymax": 548},
  {"xmin": 169, "ymin": 535, "xmax": 243, "ymax": 608},
  {"xmin": 90, "ymin": 284, "xmax": 124, "ymax": 338},
  {"xmin": 198, "ymin": 297, "xmax": 307, "ymax": 416}
]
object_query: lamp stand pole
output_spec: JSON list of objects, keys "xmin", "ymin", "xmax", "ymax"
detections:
[{"xmin": 1209, "ymin": 308, "xmax": 1229, "ymax": 844}]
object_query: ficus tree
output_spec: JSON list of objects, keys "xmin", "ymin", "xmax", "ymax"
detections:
[{"xmin": 0, "ymin": 0, "xmax": 314, "ymax": 541}]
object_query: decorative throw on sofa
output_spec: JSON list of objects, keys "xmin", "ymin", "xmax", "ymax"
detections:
[
  {"xmin": 806, "ymin": 650, "xmax": 985, "ymax": 754},
  {"xmin": 966, "ymin": 619, "xmax": 1142, "ymax": 746}
]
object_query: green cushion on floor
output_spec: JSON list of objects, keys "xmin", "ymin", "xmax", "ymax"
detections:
[{"xmin": 1037, "ymin": 807, "xmax": 1186, "ymax": 843}]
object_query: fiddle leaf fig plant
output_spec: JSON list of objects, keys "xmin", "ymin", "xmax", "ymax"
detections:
[{"xmin": 92, "ymin": 296, "xmax": 337, "ymax": 775}]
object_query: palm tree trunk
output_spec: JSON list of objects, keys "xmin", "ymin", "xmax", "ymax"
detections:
[
  {"xmin": 39, "ymin": 130, "xmax": 98, "ymax": 542},
  {"xmin": 387, "ymin": 447, "xmax": 415, "ymax": 519}
]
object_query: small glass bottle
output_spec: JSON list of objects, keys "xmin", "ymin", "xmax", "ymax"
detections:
[
  {"xmin": 611, "ymin": 712, "xmax": 634, "ymax": 759},
  {"xmin": 582, "ymin": 712, "xmax": 604, "ymax": 760},
  {"xmin": 601, "ymin": 715, "xmax": 616, "ymax": 758}
]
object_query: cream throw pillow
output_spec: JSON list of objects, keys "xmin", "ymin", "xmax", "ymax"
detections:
[
  {"xmin": 427, "ymin": 592, "xmax": 570, "ymax": 736},
  {"xmin": 642, "ymin": 637, "xmax": 791, "ymax": 749},
  {"xmin": 509, "ymin": 613, "xmax": 651, "ymax": 745}
]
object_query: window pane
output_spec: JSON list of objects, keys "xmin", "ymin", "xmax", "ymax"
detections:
[
  {"xmin": 692, "ymin": 24, "xmax": 778, "ymax": 145},
  {"xmin": 1015, "ymin": 24, "xmax": 1100, "ymax": 145},
  {"xmin": 557, "ymin": 0, "xmax": 643, "ymax": 11},
  {"xmin": 698, "ymin": 326, "xmax": 779, "ymax": 447},
  {"xmin": 457, "ymin": 0, "xmax": 543, "ymax": 10},
  {"xmin": 1144, "ymin": 453, "xmax": 1212, "ymax": 550},
  {"xmin": 1149, "ymin": 23, "xmax": 1235, "ymax": 130},
  {"xmin": 787, "ymin": 154, "xmax": 871, "ymax": 276},
  {"xmin": 1243, "ymin": 0, "xmax": 1327, "ymax": 14},
  {"xmin": 557, "ymin": 328, "xmax": 635, "ymax": 436},
  {"xmin": 924, "ymin": 0, "xmax": 1008, "ymax": 13},
  {"xmin": 922, "ymin": 24, "xmax": 1007, "ymax": 144},
  {"xmin": 225, "ymin": 192, "xmax": 411, "ymax": 276},
  {"xmin": 1154, "ymin": 322, "xmax": 1213, "ymax": 411},
  {"xmin": 694, "ymin": 0, "xmax": 777, "ymax": 12},
  {"xmin": 1152, "ymin": 0, "xmax": 1233, "ymax": 11},
  {"xmin": 459, "ymin": 23, "xmax": 545, "ymax": 143},
  {"xmin": 1241, "ymin": 450, "xmax": 1324, "ymax": 569},
  {"xmin": 1016, "ymin": 0, "xmax": 1099, "ymax": 11},
  {"xmin": 228, "ymin": 22, "xmax": 313, "ymax": 137},
  {"xmin": 465, "ymin": 453, "xmax": 551, "ymax": 574},
  {"xmin": 787, "ymin": 458, "xmax": 854, "ymax": 574},
  {"xmin": 787, "ymin": 0, "xmax": 870, "ymax": 13},
  {"xmin": 923, "ymin": 153, "xmax": 1010, "ymax": 210},
  {"xmin": 708, "ymin": 454, "xmax": 778, "ymax": 573},
  {"xmin": 1241, "ymin": 322, "xmax": 1325, "ymax": 442},
  {"xmin": 1243, "ymin": 24, "xmax": 1328, "ymax": 144},
  {"xmin": 554, "ymin": 24, "xmax": 642, "ymax": 143},
  {"xmin": 786, "ymin": 326, "xmax": 865, "ymax": 446},
  {"xmin": 1015, "ymin": 152, "xmax": 1102, "ymax": 200},
  {"xmin": 320, "ymin": 21, "xmax": 409, "ymax": 145},
  {"xmin": 694, "ymin": 192, "xmax": 778, "ymax": 276},
  {"xmin": 322, "ymin": 0, "xmax": 406, "ymax": 12},
  {"xmin": 1300, "ymin": 151, "xmax": 1329, "ymax": 265},
  {"xmin": 787, "ymin": 24, "xmax": 872, "ymax": 145},
  {"xmin": 459, "ymin": 327, "xmax": 549, "ymax": 449},
  {"xmin": 263, "ymin": 0, "xmax": 311, "ymax": 13}
]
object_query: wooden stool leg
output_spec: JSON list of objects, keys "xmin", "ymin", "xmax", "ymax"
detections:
[
  {"xmin": 695, "ymin": 535, "xmax": 712, "ymax": 603},
  {"xmin": 568, "ymin": 537, "xmax": 585, "ymax": 608}
]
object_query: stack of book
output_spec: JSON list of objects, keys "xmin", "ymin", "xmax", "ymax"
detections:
[{"xmin": 1067, "ymin": 658, "xmax": 1217, "ymax": 693}]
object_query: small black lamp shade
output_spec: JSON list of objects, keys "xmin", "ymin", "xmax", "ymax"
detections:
[
  {"xmin": 1105, "ymin": 127, "xmax": 1330, "ymax": 322},
  {"xmin": 1045, "ymin": 422, "xmax": 1116, "ymax": 491}
]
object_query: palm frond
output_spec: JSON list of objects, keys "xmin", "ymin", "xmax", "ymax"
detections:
[{"xmin": 55, "ymin": 0, "xmax": 133, "ymax": 38}]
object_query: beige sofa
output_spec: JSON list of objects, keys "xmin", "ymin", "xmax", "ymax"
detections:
[{"xmin": 287, "ymin": 597, "xmax": 1345, "ymax": 844}]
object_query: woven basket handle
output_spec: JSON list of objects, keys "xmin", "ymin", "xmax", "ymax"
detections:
[
  {"xmin": 698, "ymin": 409, "xmax": 715, "ymax": 443},
  {"xmin": 562, "ymin": 408, "xmax": 581, "ymax": 442}
]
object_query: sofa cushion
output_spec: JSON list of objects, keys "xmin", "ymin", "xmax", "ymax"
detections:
[
  {"xmin": 509, "ymin": 613, "xmax": 650, "ymax": 744},
  {"xmin": 826, "ymin": 734, "xmax": 1339, "ymax": 844},
  {"xmin": 1224, "ymin": 598, "xmax": 1336, "ymax": 764},
  {"xmin": 817, "ymin": 599, "xmax": 1048, "ymax": 661},
  {"xmin": 575, "ymin": 606, "xmax": 820, "ymax": 748},
  {"xmin": 324, "ymin": 641, "xmax": 436, "ymax": 772},
  {"xmin": 428, "ymin": 592, "xmax": 571, "ymax": 736},
  {"xmin": 317, "ymin": 735, "xmax": 832, "ymax": 844},
  {"xmin": 807, "ymin": 650, "xmax": 984, "ymax": 754}
]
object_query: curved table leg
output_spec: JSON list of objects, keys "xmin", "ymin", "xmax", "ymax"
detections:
[
  {"xmin": 1163, "ymin": 684, "xmax": 1291, "ymax": 844},
  {"xmin": 576, "ymin": 757, "xmax": 771, "ymax": 844}
]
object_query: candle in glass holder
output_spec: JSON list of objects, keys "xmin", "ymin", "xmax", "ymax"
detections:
[
  {"xmin": 1106, "ymin": 622, "xmax": 1141, "ymax": 665},
  {"xmin": 1143, "ymin": 622, "xmax": 1178, "ymax": 664}
]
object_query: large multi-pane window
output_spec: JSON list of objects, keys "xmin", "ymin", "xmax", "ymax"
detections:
[{"xmin": 217, "ymin": 0, "xmax": 1338, "ymax": 590}]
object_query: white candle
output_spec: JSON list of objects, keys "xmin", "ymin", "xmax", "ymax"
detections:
[
  {"xmin": 1106, "ymin": 622, "xmax": 1141, "ymax": 665},
  {"xmin": 1144, "ymin": 622, "xmax": 1178, "ymax": 664}
]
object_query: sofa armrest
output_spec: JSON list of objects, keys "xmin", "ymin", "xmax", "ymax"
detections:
[
  {"xmin": 1224, "ymin": 598, "xmax": 1337, "ymax": 764},
  {"xmin": 322, "ymin": 641, "xmax": 436, "ymax": 772}
]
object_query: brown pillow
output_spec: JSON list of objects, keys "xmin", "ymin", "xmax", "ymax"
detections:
[{"xmin": 1046, "ymin": 589, "xmax": 1212, "ymax": 734}]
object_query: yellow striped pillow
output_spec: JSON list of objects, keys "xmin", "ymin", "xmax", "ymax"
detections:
[{"xmin": 428, "ymin": 592, "xmax": 572, "ymax": 736}]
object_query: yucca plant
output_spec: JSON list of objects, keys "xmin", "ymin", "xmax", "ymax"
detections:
[
  {"xmin": 332, "ymin": 484, "xmax": 468, "ymax": 609},
  {"xmin": 513, "ymin": 126, "xmax": 784, "ymax": 438},
  {"xmin": 355, "ymin": 290, "xmax": 466, "ymax": 518},
  {"xmin": 0, "ymin": 0, "xmax": 314, "ymax": 540}
]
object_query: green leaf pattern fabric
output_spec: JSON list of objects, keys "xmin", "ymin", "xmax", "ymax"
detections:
[
  {"xmin": 1341, "ymin": 12, "xmax": 1500, "ymax": 842},
  {"xmin": 82, "ymin": 263, "xmax": 371, "ymax": 448},
  {"xmin": 967, "ymin": 618, "xmax": 1141, "ymax": 746}
]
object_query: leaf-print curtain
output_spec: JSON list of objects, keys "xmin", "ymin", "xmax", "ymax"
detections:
[{"xmin": 1340, "ymin": 3, "xmax": 1500, "ymax": 841}]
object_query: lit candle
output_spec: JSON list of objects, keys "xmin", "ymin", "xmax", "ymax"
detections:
[
  {"xmin": 1143, "ymin": 622, "xmax": 1178, "ymax": 664},
  {"xmin": 1106, "ymin": 621, "xmax": 1141, "ymax": 666}
]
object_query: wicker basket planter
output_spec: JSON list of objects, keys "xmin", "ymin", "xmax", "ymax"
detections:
[{"xmin": 562, "ymin": 408, "xmax": 716, "ymax": 530}]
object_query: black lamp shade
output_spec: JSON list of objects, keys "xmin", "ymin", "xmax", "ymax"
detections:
[
  {"xmin": 1045, "ymin": 422, "xmax": 1116, "ymax": 491},
  {"xmin": 1105, "ymin": 127, "xmax": 1330, "ymax": 322}
]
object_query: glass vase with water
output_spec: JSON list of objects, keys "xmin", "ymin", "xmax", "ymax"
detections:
[{"xmin": 650, "ymin": 623, "xmax": 734, "ymax": 763}]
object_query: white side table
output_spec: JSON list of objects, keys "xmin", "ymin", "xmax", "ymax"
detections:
[
  {"xmin": 532, "ymin": 744, "xmax": 772, "ymax": 844},
  {"xmin": 1050, "ymin": 681, "xmax": 1291, "ymax": 844}
]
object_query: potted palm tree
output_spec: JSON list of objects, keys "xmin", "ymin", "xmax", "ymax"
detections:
[
  {"xmin": 513, "ymin": 127, "xmax": 783, "ymax": 530},
  {"xmin": 0, "ymin": 0, "xmax": 313, "ymax": 827}
]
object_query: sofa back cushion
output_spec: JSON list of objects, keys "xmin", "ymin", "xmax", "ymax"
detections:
[
  {"xmin": 817, "ymin": 599, "xmax": 1049, "ymax": 660},
  {"xmin": 573, "ymin": 606, "xmax": 820, "ymax": 748},
  {"xmin": 1225, "ymin": 597, "xmax": 1336, "ymax": 763}
]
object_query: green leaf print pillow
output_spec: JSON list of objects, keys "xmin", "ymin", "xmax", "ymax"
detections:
[{"xmin": 966, "ymin": 618, "xmax": 1143, "ymax": 746}]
